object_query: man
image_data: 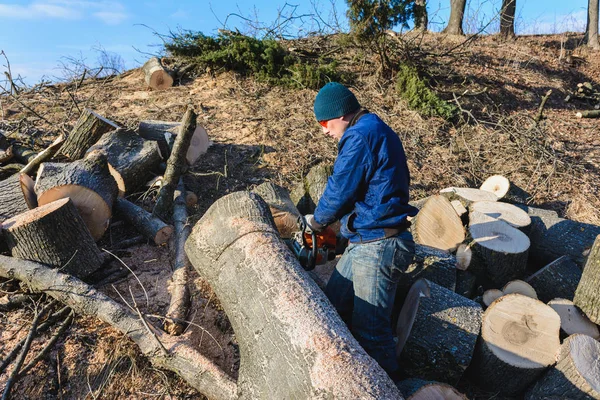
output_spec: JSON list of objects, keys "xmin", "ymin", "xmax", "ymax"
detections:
[{"xmin": 305, "ymin": 82, "xmax": 418, "ymax": 381}]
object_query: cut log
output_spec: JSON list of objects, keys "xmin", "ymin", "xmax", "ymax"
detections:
[
  {"xmin": 526, "ymin": 256, "xmax": 582, "ymax": 302},
  {"xmin": 455, "ymin": 243, "xmax": 472, "ymax": 271},
  {"xmin": 19, "ymin": 173, "xmax": 37, "ymax": 209},
  {"xmin": 252, "ymin": 182, "xmax": 301, "ymax": 239},
  {"xmin": 153, "ymin": 108, "xmax": 197, "ymax": 222},
  {"xmin": 450, "ymin": 200, "xmax": 467, "ymax": 221},
  {"xmin": 469, "ymin": 200, "xmax": 531, "ymax": 231},
  {"xmin": 142, "ymin": 57, "xmax": 174, "ymax": 90},
  {"xmin": 59, "ymin": 109, "xmax": 120, "ymax": 161},
  {"xmin": 468, "ymin": 211, "xmax": 530, "ymax": 286},
  {"xmin": 514, "ymin": 203, "xmax": 559, "ymax": 219},
  {"xmin": 1, "ymin": 198, "xmax": 102, "ymax": 278},
  {"xmin": 396, "ymin": 279, "xmax": 482, "ymax": 385},
  {"xmin": 114, "ymin": 198, "xmax": 173, "ymax": 245},
  {"xmin": 526, "ymin": 334, "xmax": 600, "ymax": 400},
  {"xmin": 523, "ymin": 211, "xmax": 600, "ymax": 267},
  {"xmin": 502, "ymin": 280, "xmax": 537, "ymax": 299},
  {"xmin": 576, "ymin": 110, "xmax": 600, "ymax": 118},
  {"xmin": 397, "ymin": 379, "xmax": 468, "ymax": 400},
  {"xmin": 20, "ymin": 134, "xmax": 65, "ymax": 176},
  {"xmin": 412, "ymin": 195, "xmax": 465, "ymax": 252},
  {"xmin": 138, "ymin": 120, "xmax": 210, "ymax": 165},
  {"xmin": 0, "ymin": 164, "xmax": 24, "ymax": 181},
  {"xmin": 290, "ymin": 163, "xmax": 333, "ymax": 215},
  {"xmin": 480, "ymin": 175, "xmax": 510, "ymax": 198},
  {"xmin": 574, "ymin": 235, "xmax": 600, "ymax": 324},
  {"xmin": 408, "ymin": 197, "xmax": 430, "ymax": 211},
  {"xmin": 87, "ymin": 129, "xmax": 162, "ymax": 196},
  {"xmin": 0, "ymin": 174, "xmax": 30, "ymax": 221},
  {"xmin": 440, "ymin": 187, "xmax": 498, "ymax": 207},
  {"xmin": 185, "ymin": 191, "xmax": 403, "ymax": 398},
  {"xmin": 469, "ymin": 294, "xmax": 561, "ymax": 395},
  {"xmin": 482, "ymin": 289, "xmax": 503, "ymax": 307},
  {"xmin": 11, "ymin": 144, "xmax": 37, "ymax": 165},
  {"xmin": 35, "ymin": 151, "xmax": 118, "ymax": 241},
  {"xmin": 548, "ymin": 298, "xmax": 600, "ymax": 339}
]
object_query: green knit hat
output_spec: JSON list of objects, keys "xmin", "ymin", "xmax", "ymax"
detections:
[{"xmin": 313, "ymin": 82, "xmax": 360, "ymax": 121}]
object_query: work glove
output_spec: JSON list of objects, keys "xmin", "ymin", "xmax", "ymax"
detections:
[{"xmin": 304, "ymin": 214, "xmax": 324, "ymax": 233}]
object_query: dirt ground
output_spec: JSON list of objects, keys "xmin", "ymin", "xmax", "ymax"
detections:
[{"xmin": 0, "ymin": 32, "xmax": 599, "ymax": 399}]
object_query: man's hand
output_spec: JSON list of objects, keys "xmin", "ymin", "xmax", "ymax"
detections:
[{"xmin": 304, "ymin": 214, "xmax": 324, "ymax": 233}]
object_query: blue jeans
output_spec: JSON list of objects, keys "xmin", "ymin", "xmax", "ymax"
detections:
[{"xmin": 324, "ymin": 231, "xmax": 415, "ymax": 376}]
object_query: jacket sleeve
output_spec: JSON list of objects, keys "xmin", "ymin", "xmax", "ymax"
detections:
[{"xmin": 314, "ymin": 134, "xmax": 372, "ymax": 226}]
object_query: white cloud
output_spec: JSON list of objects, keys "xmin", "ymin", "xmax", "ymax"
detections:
[
  {"xmin": 93, "ymin": 10, "xmax": 127, "ymax": 24},
  {"xmin": 0, "ymin": 2, "xmax": 80, "ymax": 19},
  {"xmin": 518, "ymin": 10, "xmax": 587, "ymax": 35},
  {"xmin": 0, "ymin": 0, "xmax": 128, "ymax": 24}
]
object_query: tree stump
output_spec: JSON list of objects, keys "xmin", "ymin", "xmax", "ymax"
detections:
[
  {"xmin": 412, "ymin": 195, "xmax": 465, "ymax": 252},
  {"xmin": 0, "ymin": 174, "xmax": 29, "ymax": 221},
  {"xmin": 290, "ymin": 163, "xmax": 333, "ymax": 215},
  {"xmin": 469, "ymin": 294, "xmax": 561, "ymax": 395},
  {"xmin": 396, "ymin": 279, "xmax": 482, "ymax": 385},
  {"xmin": 87, "ymin": 129, "xmax": 162, "ymax": 196},
  {"xmin": 59, "ymin": 109, "xmax": 119, "ymax": 160},
  {"xmin": 252, "ymin": 182, "xmax": 300, "ymax": 239},
  {"xmin": 397, "ymin": 379, "xmax": 468, "ymax": 400},
  {"xmin": 439, "ymin": 187, "xmax": 498, "ymax": 207},
  {"xmin": 468, "ymin": 211, "xmax": 530, "ymax": 286},
  {"xmin": 469, "ymin": 200, "xmax": 531, "ymax": 232},
  {"xmin": 142, "ymin": 57, "xmax": 174, "ymax": 90},
  {"xmin": 548, "ymin": 298, "xmax": 600, "ymax": 340},
  {"xmin": 114, "ymin": 198, "xmax": 173, "ymax": 245},
  {"xmin": 185, "ymin": 191, "xmax": 402, "ymax": 399},
  {"xmin": 526, "ymin": 255, "xmax": 582, "ymax": 302},
  {"xmin": 574, "ymin": 235, "xmax": 600, "ymax": 324},
  {"xmin": 138, "ymin": 120, "xmax": 210, "ymax": 164},
  {"xmin": 526, "ymin": 334, "xmax": 600, "ymax": 400},
  {"xmin": 35, "ymin": 151, "xmax": 118, "ymax": 240},
  {"xmin": 1, "ymin": 198, "xmax": 102, "ymax": 278}
]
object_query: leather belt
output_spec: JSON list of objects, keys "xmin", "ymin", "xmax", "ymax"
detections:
[{"xmin": 383, "ymin": 220, "xmax": 412, "ymax": 238}]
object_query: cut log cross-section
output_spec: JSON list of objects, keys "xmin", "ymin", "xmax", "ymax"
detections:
[
  {"xmin": 469, "ymin": 201, "xmax": 531, "ymax": 232},
  {"xmin": 469, "ymin": 294, "xmax": 561, "ymax": 395},
  {"xmin": 574, "ymin": 234, "xmax": 600, "ymax": 324},
  {"xmin": 138, "ymin": 120, "xmax": 210, "ymax": 165},
  {"xmin": 185, "ymin": 191, "xmax": 403, "ymax": 399},
  {"xmin": 87, "ymin": 129, "xmax": 162, "ymax": 196},
  {"xmin": 142, "ymin": 57, "xmax": 174, "ymax": 90},
  {"xmin": 502, "ymin": 280, "xmax": 537, "ymax": 299},
  {"xmin": 397, "ymin": 379, "xmax": 468, "ymax": 400},
  {"xmin": 480, "ymin": 175, "xmax": 533, "ymax": 204},
  {"xmin": 412, "ymin": 195, "xmax": 465, "ymax": 252},
  {"xmin": 548, "ymin": 298, "xmax": 600, "ymax": 339},
  {"xmin": 252, "ymin": 182, "xmax": 301, "ymax": 239},
  {"xmin": 0, "ymin": 174, "xmax": 30, "ymax": 221},
  {"xmin": 396, "ymin": 279, "xmax": 482, "ymax": 385},
  {"xmin": 1, "ymin": 198, "xmax": 102, "ymax": 278},
  {"xmin": 59, "ymin": 109, "xmax": 120, "ymax": 161},
  {"xmin": 526, "ymin": 255, "xmax": 582, "ymax": 302},
  {"xmin": 35, "ymin": 151, "xmax": 118, "ymax": 241},
  {"xmin": 114, "ymin": 198, "xmax": 173, "ymax": 245},
  {"xmin": 526, "ymin": 334, "xmax": 600, "ymax": 400}
]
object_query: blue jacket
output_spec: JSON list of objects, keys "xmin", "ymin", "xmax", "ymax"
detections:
[{"xmin": 314, "ymin": 113, "xmax": 418, "ymax": 243}]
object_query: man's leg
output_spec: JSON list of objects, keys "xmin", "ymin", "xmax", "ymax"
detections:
[{"xmin": 324, "ymin": 244, "xmax": 355, "ymax": 326}]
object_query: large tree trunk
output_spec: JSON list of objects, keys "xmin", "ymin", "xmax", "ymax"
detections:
[
  {"xmin": 442, "ymin": 0, "xmax": 467, "ymax": 35},
  {"xmin": 414, "ymin": 0, "xmax": 428, "ymax": 31},
  {"xmin": 59, "ymin": 109, "xmax": 119, "ymax": 161},
  {"xmin": 35, "ymin": 151, "xmax": 118, "ymax": 241},
  {"xmin": 87, "ymin": 129, "xmax": 162, "ymax": 196},
  {"xmin": 0, "ymin": 174, "xmax": 29, "ymax": 220},
  {"xmin": 0, "ymin": 255, "xmax": 237, "ymax": 400},
  {"xmin": 396, "ymin": 279, "xmax": 482, "ymax": 385},
  {"xmin": 185, "ymin": 191, "xmax": 403, "ymax": 399},
  {"xmin": 526, "ymin": 334, "xmax": 600, "ymax": 399},
  {"xmin": 500, "ymin": 0, "xmax": 516, "ymax": 38},
  {"xmin": 252, "ymin": 182, "xmax": 301, "ymax": 239},
  {"xmin": 574, "ymin": 235, "xmax": 600, "ymax": 324},
  {"xmin": 586, "ymin": 0, "xmax": 600, "ymax": 49},
  {"xmin": 526, "ymin": 255, "xmax": 582, "ymax": 302},
  {"xmin": 468, "ymin": 294, "xmax": 561, "ymax": 395},
  {"xmin": 1, "ymin": 198, "xmax": 102, "ymax": 278}
]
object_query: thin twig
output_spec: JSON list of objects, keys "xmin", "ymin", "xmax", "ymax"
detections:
[{"xmin": 128, "ymin": 287, "xmax": 168, "ymax": 356}]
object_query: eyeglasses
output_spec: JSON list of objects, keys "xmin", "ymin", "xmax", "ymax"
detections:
[{"xmin": 319, "ymin": 120, "xmax": 328, "ymax": 128}]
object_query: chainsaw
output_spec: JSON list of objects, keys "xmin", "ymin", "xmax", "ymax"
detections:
[{"xmin": 285, "ymin": 216, "xmax": 337, "ymax": 271}]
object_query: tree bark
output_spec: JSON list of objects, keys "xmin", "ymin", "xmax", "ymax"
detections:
[
  {"xmin": 414, "ymin": 0, "xmax": 428, "ymax": 31},
  {"xmin": 0, "ymin": 255, "xmax": 237, "ymax": 400},
  {"xmin": 59, "ymin": 109, "xmax": 120, "ymax": 161},
  {"xmin": 526, "ymin": 334, "xmax": 600, "ymax": 399},
  {"xmin": 500, "ymin": 0, "xmax": 516, "ymax": 38},
  {"xmin": 114, "ymin": 198, "xmax": 173, "ymax": 245},
  {"xmin": 252, "ymin": 182, "xmax": 301, "ymax": 239},
  {"xmin": 87, "ymin": 129, "xmax": 162, "ymax": 196},
  {"xmin": 290, "ymin": 163, "xmax": 333, "ymax": 215},
  {"xmin": 0, "ymin": 174, "xmax": 29, "ymax": 221},
  {"xmin": 586, "ymin": 0, "xmax": 600, "ymax": 49},
  {"xmin": 153, "ymin": 108, "xmax": 197, "ymax": 222},
  {"xmin": 163, "ymin": 180, "xmax": 191, "ymax": 335},
  {"xmin": 396, "ymin": 279, "xmax": 482, "ymax": 385},
  {"xmin": 412, "ymin": 195, "xmax": 465, "ymax": 252},
  {"xmin": 1, "ymin": 198, "xmax": 102, "ymax": 278},
  {"xmin": 143, "ymin": 57, "xmax": 174, "ymax": 90},
  {"xmin": 0, "ymin": 164, "xmax": 24, "ymax": 181},
  {"xmin": 442, "ymin": 0, "xmax": 467, "ymax": 35},
  {"xmin": 35, "ymin": 151, "xmax": 118, "ymax": 241},
  {"xmin": 185, "ymin": 191, "xmax": 403, "ymax": 399},
  {"xmin": 11, "ymin": 144, "xmax": 37, "ymax": 165},
  {"xmin": 526, "ymin": 255, "xmax": 582, "ymax": 302},
  {"xmin": 574, "ymin": 235, "xmax": 600, "ymax": 324},
  {"xmin": 468, "ymin": 294, "xmax": 561, "ymax": 395},
  {"xmin": 20, "ymin": 135, "xmax": 65, "ymax": 176}
]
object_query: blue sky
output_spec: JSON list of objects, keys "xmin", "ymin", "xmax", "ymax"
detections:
[{"xmin": 0, "ymin": 0, "xmax": 592, "ymax": 85}]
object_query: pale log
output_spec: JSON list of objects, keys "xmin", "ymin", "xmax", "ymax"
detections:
[
  {"xmin": 114, "ymin": 198, "xmax": 173, "ymax": 245},
  {"xmin": 143, "ymin": 57, "xmax": 174, "ymax": 90},
  {"xmin": 397, "ymin": 379, "xmax": 468, "ymax": 400},
  {"xmin": 1, "ymin": 198, "xmax": 102, "ymax": 278},
  {"xmin": 252, "ymin": 181, "xmax": 300, "ymax": 239},
  {"xmin": 0, "ymin": 174, "xmax": 29, "ymax": 221},
  {"xmin": 548, "ymin": 298, "xmax": 599, "ymax": 339},
  {"xmin": 469, "ymin": 294, "xmax": 561, "ymax": 395},
  {"xmin": 526, "ymin": 255, "xmax": 582, "ymax": 302},
  {"xmin": 59, "ymin": 109, "xmax": 119, "ymax": 160},
  {"xmin": 185, "ymin": 191, "xmax": 403, "ymax": 399},
  {"xmin": 396, "ymin": 279, "xmax": 482, "ymax": 385},
  {"xmin": 574, "ymin": 235, "xmax": 600, "ymax": 324},
  {"xmin": 412, "ymin": 195, "xmax": 465, "ymax": 252},
  {"xmin": 138, "ymin": 120, "xmax": 210, "ymax": 165}
]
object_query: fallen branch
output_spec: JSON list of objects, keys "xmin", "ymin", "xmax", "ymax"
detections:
[
  {"xmin": 576, "ymin": 110, "xmax": 600, "ymax": 118},
  {"xmin": 20, "ymin": 135, "xmax": 65, "ymax": 176},
  {"xmin": 535, "ymin": 89, "xmax": 552, "ymax": 123}
]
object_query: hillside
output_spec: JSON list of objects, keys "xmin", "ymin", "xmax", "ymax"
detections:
[{"xmin": 0, "ymin": 32, "xmax": 599, "ymax": 399}]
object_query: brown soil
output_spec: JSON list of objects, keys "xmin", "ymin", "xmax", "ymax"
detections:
[{"xmin": 0, "ymin": 32, "xmax": 599, "ymax": 399}]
